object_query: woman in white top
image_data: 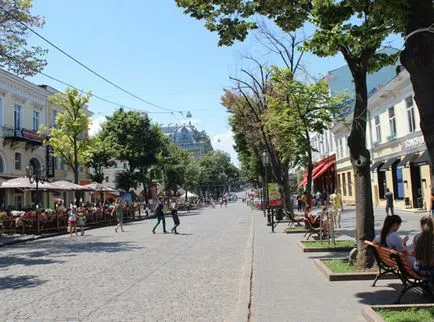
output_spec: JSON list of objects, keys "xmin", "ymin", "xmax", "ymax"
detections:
[
  {"xmin": 68, "ymin": 206, "xmax": 78, "ymax": 237},
  {"xmin": 373, "ymin": 214, "xmax": 408, "ymax": 251}
]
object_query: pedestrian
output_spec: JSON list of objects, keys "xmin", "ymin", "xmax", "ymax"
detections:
[
  {"xmin": 384, "ymin": 188, "xmax": 394, "ymax": 215},
  {"xmin": 152, "ymin": 197, "xmax": 167, "ymax": 234},
  {"xmin": 112, "ymin": 198, "xmax": 124, "ymax": 233},
  {"xmin": 68, "ymin": 205, "xmax": 78, "ymax": 237},
  {"xmin": 171, "ymin": 204, "xmax": 180, "ymax": 234},
  {"xmin": 315, "ymin": 191, "xmax": 322, "ymax": 208},
  {"xmin": 78, "ymin": 211, "xmax": 86, "ymax": 236},
  {"xmin": 329, "ymin": 189, "xmax": 343, "ymax": 229},
  {"xmin": 322, "ymin": 190, "xmax": 328, "ymax": 206}
]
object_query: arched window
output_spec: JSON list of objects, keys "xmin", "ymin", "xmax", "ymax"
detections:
[{"xmin": 15, "ymin": 152, "xmax": 21, "ymax": 170}]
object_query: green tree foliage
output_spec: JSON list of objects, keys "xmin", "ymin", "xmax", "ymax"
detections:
[
  {"xmin": 266, "ymin": 67, "xmax": 345, "ymax": 195},
  {"xmin": 159, "ymin": 141, "xmax": 192, "ymax": 196},
  {"xmin": 0, "ymin": 0, "xmax": 47, "ymax": 76},
  {"xmin": 197, "ymin": 150, "xmax": 239, "ymax": 197},
  {"xmin": 177, "ymin": 0, "xmax": 402, "ymax": 268},
  {"xmin": 184, "ymin": 159, "xmax": 201, "ymax": 196},
  {"xmin": 195, "ymin": 130, "xmax": 213, "ymax": 154},
  {"xmin": 43, "ymin": 88, "xmax": 91, "ymax": 184},
  {"xmin": 101, "ymin": 109, "xmax": 163, "ymax": 192},
  {"xmin": 83, "ymin": 135, "xmax": 115, "ymax": 184}
]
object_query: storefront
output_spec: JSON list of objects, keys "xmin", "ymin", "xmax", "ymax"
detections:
[{"xmin": 298, "ymin": 154, "xmax": 336, "ymax": 195}]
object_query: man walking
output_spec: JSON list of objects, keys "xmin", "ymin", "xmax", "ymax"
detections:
[
  {"xmin": 152, "ymin": 197, "xmax": 167, "ymax": 234},
  {"xmin": 384, "ymin": 188, "xmax": 394, "ymax": 215},
  {"xmin": 329, "ymin": 189, "xmax": 343, "ymax": 229}
]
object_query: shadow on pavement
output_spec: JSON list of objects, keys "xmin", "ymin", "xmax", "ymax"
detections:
[
  {"xmin": 355, "ymin": 283, "xmax": 434, "ymax": 305},
  {"xmin": 178, "ymin": 211, "xmax": 202, "ymax": 217},
  {"xmin": 0, "ymin": 275, "xmax": 46, "ymax": 290},
  {"xmin": 0, "ymin": 255, "xmax": 64, "ymax": 268}
]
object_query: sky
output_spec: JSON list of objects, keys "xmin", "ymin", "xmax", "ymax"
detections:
[{"xmin": 26, "ymin": 0, "xmax": 403, "ymax": 166}]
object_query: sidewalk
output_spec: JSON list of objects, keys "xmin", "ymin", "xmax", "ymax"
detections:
[{"xmin": 250, "ymin": 206, "xmax": 430, "ymax": 322}]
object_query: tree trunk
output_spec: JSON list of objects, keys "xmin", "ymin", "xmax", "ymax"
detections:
[
  {"xmin": 346, "ymin": 65, "xmax": 375, "ymax": 269},
  {"xmin": 400, "ymin": 0, "xmax": 434, "ymax": 203}
]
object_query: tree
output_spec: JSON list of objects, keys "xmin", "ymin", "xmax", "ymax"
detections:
[
  {"xmin": 83, "ymin": 135, "xmax": 115, "ymax": 184},
  {"xmin": 44, "ymin": 88, "xmax": 91, "ymax": 185},
  {"xmin": 195, "ymin": 130, "xmax": 213, "ymax": 154},
  {"xmin": 197, "ymin": 150, "xmax": 239, "ymax": 198},
  {"xmin": 177, "ymin": 0, "xmax": 399, "ymax": 268},
  {"xmin": 184, "ymin": 159, "xmax": 200, "ymax": 198},
  {"xmin": 101, "ymin": 109, "xmax": 163, "ymax": 195},
  {"xmin": 266, "ymin": 67, "xmax": 345, "ymax": 196},
  {"xmin": 0, "ymin": 0, "xmax": 47, "ymax": 76},
  {"xmin": 398, "ymin": 0, "xmax": 434, "ymax": 205}
]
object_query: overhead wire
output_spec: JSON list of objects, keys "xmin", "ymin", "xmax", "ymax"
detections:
[{"xmin": 0, "ymin": 5, "xmax": 178, "ymax": 113}]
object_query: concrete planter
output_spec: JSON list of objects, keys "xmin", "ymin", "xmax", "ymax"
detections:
[
  {"xmin": 314, "ymin": 258, "xmax": 397, "ymax": 282},
  {"xmin": 362, "ymin": 304, "xmax": 434, "ymax": 322},
  {"xmin": 285, "ymin": 227, "xmax": 307, "ymax": 234},
  {"xmin": 297, "ymin": 240, "xmax": 355, "ymax": 253}
]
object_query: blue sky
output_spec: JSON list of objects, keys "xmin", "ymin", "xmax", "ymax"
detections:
[{"xmin": 27, "ymin": 1, "xmax": 403, "ymax": 166}]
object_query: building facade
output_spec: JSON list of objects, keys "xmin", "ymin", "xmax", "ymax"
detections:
[
  {"xmin": 332, "ymin": 69, "xmax": 431, "ymax": 210},
  {"xmin": 161, "ymin": 123, "xmax": 204, "ymax": 159},
  {"xmin": 0, "ymin": 69, "xmax": 90, "ymax": 209}
]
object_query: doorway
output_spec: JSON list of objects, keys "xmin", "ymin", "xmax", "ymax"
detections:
[{"xmin": 410, "ymin": 163, "xmax": 422, "ymax": 208}]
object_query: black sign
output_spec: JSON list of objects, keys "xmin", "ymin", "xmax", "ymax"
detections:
[{"xmin": 46, "ymin": 145, "xmax": 55, "ymax": 177}]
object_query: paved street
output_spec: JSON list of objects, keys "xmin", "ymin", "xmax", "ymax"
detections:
[{"xmin": 1, "ymin": 202, "xmax": 430, "ymax": 321}]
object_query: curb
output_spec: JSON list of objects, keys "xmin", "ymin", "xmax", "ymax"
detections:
[
  {"xmin": 233, "ymin": 208, "xmax": 255, "ymax": 322},
  {"xmin": 313, "ymin": 258, "xmax": 398, "ymax": 282},
  {"xmin": 362, "ymin": 304, "xmax": 434, "ymax": 322},
  {"xmin": 297, "ymin": 240, "xmax": 354, "ymax": 253}
]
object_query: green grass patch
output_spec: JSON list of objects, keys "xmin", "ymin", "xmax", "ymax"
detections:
[
  {"xmin": 375, "ymin": 308, "xmax": 434, "ymax": 322},
  {"xmin": 301, "ymin": 240, "xmax": 355, "ymax": 248},
  {"xmin": 323, "ymin": 259, "xmax": 357, "ymax": 273},
  {"xmin": 285, "ymin": 227, "xmax": 307, "ymax": 232}
]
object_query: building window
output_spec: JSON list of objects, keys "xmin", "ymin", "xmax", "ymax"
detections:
[
  {"xmin": 32, "ymin": 111, "xmax": 39, "ymax": 131},
  {"xmin": 51, "ymin": 110, "xmax": 59, "ymax": 128},
  {"xmin": 0, "ymin": 97, "xmax": 3, "ymax": 126},
  {"xmin": 14, "ymin": 104, "xmax": 22, "ymax": 130},
  {"xmin": 342, "ymin": 173, "xmax": 347, "ymax": 196},
  {"xmin": 347, "ymin": 172, "xmax": 352, "ymax": 196},
  {"xmin": 378, "ymin": 171, "xmax": 386, "ymax": 199},
  {"xmin": 113, "ymin": 163, "xmax": 117, "ymax": 168},
  {"xmin": 395, "ymin": 166, "xmax": 404, "ymax": 200},
  {"xmin": 105, "ymin": 176, "xmax": 109, "ymax": 183},
  {"xmin": 0, "ymin": 156, "xmax": 4, "ymax": 173},
  {"xmin": 15, "ymin": 153, "xmax": 21, "ymax": 170},
  {"xmin": 374, "ymin": 115, "xmax": 381, "ymax": 143},
  {"xmin": 406, "ymin": 96, "xmax": 416, "ymax": 133},
  {"xmin": 123, "ymin": 163, "xmax": 127, "ymax": 169},
  {"xmin": 14, "ymin": 194, "xmax": 23, "ymax": 210},
  {"xmin": 388, "ymin": 106, "xmax": 396, "ymax": 137}
]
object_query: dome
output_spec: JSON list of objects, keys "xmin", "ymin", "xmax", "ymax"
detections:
[{"xmin": 173, "ymin": 125, "xmax": 196, "ymax": 144}]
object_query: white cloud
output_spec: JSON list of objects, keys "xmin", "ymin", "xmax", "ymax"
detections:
[
  {"xmin": 89, "ymin": 115, "xmax": 106, "ymax": 137},
  {"xmin": 211, "ymin": 131, "xmax": 239, "ymax": 167}
]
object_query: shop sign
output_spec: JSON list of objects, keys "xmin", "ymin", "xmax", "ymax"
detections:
[
  {"xmin": 46, "ymin": 145, "xmax": 55, "ymax": 177},
  {"xmin": 267, "ymin": 182, "xmax": 283, "ymax": 208},
  {"xmin": 21, "ymin": 128, "xmax": 42, "ymax": 142},
  {"xmin": 401, "ymin": 136, "xmax": 424, "ymax": 150}
]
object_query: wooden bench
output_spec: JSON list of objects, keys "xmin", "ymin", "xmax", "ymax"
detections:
[
  {"xmin": 364, "ymin": 240, "xmax": 430, "ymax": 303},
  {"xmin": 304, "ymin": 217, "xmax": 321, "ymax": 240},
  {"xmin": 283, "ymin": 210, "xmax": 305, "ymax": 228}
]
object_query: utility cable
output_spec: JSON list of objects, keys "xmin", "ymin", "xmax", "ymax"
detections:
[{"xmin": 0, "ymin": 5, "xmax": 177, "ymax": 113}]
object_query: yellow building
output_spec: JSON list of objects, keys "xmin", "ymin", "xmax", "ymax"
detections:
[
  {"xmin": 0, "ymin": 69, "xmax": 91, "ymax": 209},
  {"xmin": 332, "ymin": 69, "xmax": 431, "ymax": 210}
]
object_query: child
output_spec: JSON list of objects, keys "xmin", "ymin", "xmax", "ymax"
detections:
[
  {"xmin": 171, "ymin": 205, "xmax": 180, "ymax": 234},
  {"xmin": 78, "ymin": 211, "xmax": 86, "ymax": 236}
]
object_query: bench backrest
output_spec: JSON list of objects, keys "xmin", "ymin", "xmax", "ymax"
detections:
[
  {"xmin": 395, "ymin": 252, "xmax": 427, "ymax": 281},
  {"xmin": 364, "ymin": 240, "xmax": 398, "ymax": 269}
]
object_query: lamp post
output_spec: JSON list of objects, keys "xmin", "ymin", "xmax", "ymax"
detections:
[
  {"xmin": 26, "ymin": 164, "xmax": 47, "ymax": 235},
  {"xmin": 261, "ymin": 150, "xmax": 272, "ymax": 227}
]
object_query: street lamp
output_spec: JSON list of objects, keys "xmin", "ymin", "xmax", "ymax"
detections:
[
  {"xmin": 26, "ymin": 164, "xmax": 47, "ymax": 235},
  {"xmin": 261, "ymin": 150, "xmax": 272, "ymax": 228}
]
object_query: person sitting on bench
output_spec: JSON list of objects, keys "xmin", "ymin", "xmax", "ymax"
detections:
[
  {"xmin": 373, "ymin": 215, "xmax": 408, "ymax": 252},
  {"xmin": 305, "ymin": 205, "xmax": 329, "ymax": 234},
  {"xmin": 412, "ymin": 215, "xmax": 434, "ymax": 283}
]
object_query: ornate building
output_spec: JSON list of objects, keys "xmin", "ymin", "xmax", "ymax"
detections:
[{"xmin": 161, "ymin": 122, "xmax": 207, "ymax": 159}]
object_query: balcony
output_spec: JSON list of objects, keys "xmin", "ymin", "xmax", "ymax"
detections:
[{"xmin": 1, "ymin": 126, "xmax": 44, "ymax": 151}]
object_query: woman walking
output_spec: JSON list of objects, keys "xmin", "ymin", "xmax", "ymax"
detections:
[
  {"xmin": 171, "ymin": 205, "xmax": 180, "ymax": 234},
  {"xmin": 68, "ymin": 205, "xmax": 78, "ymax": 237},
  {"xmin": 112, "ymin": 199, "xmax": 124, "ymax": 233}
]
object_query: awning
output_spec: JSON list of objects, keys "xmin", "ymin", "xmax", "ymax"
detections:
[
  {"xmin": 413, "ymin": 151, "xmax": 431, "ymax": 166},
  {"xmin": 370, "ymin": 160, "xmax": 384, "ymax": 172},
  {"xmin": 379, "ymin": 157, "xmax": 400, "ymax": 171},
  {"xmin": 312, "ymin": 160, "xmax": 334, "ymax": 181},
  {"xmin": 397, "ymin": 153, "xmax": 417, "ymax": 168}
]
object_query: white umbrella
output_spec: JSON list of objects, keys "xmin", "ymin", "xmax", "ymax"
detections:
[
  {"xmin": 51, "ymin": 180, "xmax": 86, "ymax": 191},
  {"xmin": 81, "ymin": 182, "xmax": 117, "ymax": 192},
  {"xmin": 0, "ymin": 177, "xmax": 58, "ymax": 190},
  {"xmin": 186, "ymin": 191, "xmax": 198, "ymax": 198}
]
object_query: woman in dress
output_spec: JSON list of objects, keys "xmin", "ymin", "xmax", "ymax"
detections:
[{"xmin": 112, "ymin": 199, "xmax": 124, "ymax": 233}]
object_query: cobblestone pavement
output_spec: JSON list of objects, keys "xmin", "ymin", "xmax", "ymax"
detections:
[{"xmin": 0, "ymin": 205, "xmax": 253, "ymax": 322}]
